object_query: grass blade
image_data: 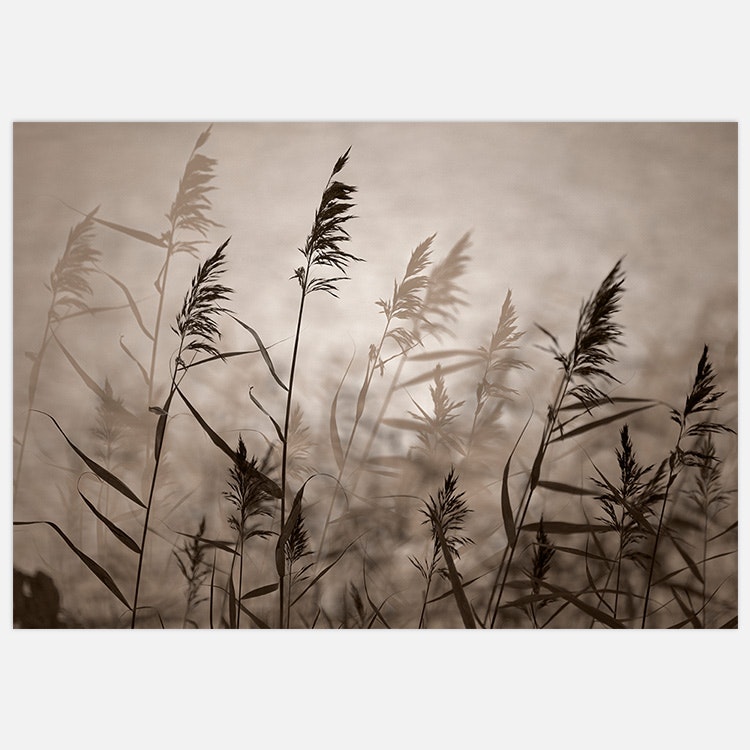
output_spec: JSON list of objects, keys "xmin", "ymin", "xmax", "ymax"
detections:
[
  {"xmin": 229, "ymin": 314, "xmax": 288, "ymax": 391},
  {"xmin": 177, "ymin": 385, "xmax": 282, "ymax": 498},
  {"xmin": 173, "ymin": 531, "xmax": 241, "ymax": 557},
  {"xmin": 330, "ymin": 352, "xmax": 355, "ymax": 472},
  {"xmin": 238, "ymin": 601, "xmax": 271, "ymax": 628},
  {"xmin": 434, "ymin": 522, "xmax": 476, "ymax": 628},
  {"xmin": 241, "ymin": 583, "xmax": 279, "ymax": 601},
  {"xmin": 539, "ymin": 581, "xmax": 625, "ymax": 628},
  {"xmin": 537, "ymin": 480, "xmax": 598, "ymax": 496},
  {"xmin": 551, "ymin": 404, "xmax": 656, "ymax": 443},
  {"xmin": 248, "ymin": 387, "xmax": 284, "ymax": 444},
  {"xmin": 668, "ymin": 534, "xmax": 704, "ymax": 584},
  {"xmin": 400, "ymin": 359, "xmax": 479, "ymax": 388},
  {"xmin": 102, "ymin": 271, "xmax": 154, "ymax": 340},
  {"xmin": 119, "ymin": 337, "xmax": 149, "ymax": 385},
  {"xmin": 291, "ymin": 537, "xmax": 361, "ymax": 607},
  {"xmin": 77, "ymin": 488, "xmax": 140, "ymax": 553},
  {"xmin": 228, "ymin": 574, "xmax": 237, "ymax": 629},
  {"xmin": 521, "ymin": 521, "xmax": 611, "ymax": 535},
  {"xmin": 36, "ymin": 411, "xmax": 145, "ymax": 508},
  {"xmin": 276, "ymin": 479, "xmax": 309, "ymax": 576},
  {"xmin": 14, "ymin": 520, "xmax": 131, "ymax": 609},
  {"xmin": 501, "ymin": 414, "xmax": 532, "ymax": 547}
]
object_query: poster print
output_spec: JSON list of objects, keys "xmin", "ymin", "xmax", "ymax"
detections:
[{"xmin": 13, "ymin": 123, "xmax": 737, "ymax": 629}]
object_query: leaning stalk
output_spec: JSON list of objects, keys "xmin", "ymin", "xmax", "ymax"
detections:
[{"xmin": 278, "ymin": 267, "xmax": 309, "ymax": 628}]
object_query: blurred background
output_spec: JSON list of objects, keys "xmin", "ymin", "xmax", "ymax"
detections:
[{"xmin": 12, "ymin": 122, "xmax": 737, "ymax": 627}]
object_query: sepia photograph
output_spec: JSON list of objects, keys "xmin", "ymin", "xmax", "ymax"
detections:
[
  {"xmin": 13, "ymin": 122, "xmax": 737, "ymax": 630},
  {"xmin": 3, "ymin": 4, "xmax": 747, "ymax": 748}
]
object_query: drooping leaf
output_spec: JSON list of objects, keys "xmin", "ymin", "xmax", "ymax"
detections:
[
  {"xmin": 119, "ymin": 337, "xmax": 149, "ymax": 385},
  {"xmin": 434, "ymin": 522, "xmax": 476, "ymax": 628},
  {"xmin": 329, "ymin": 352, "xmax": 355, "ymax": 472},
  {"xmin": 551, "ymin": 404, "xmax": 656, "ymax": 443},
  {"xmin": 14, "ymin": 520, "xmax": 131, "ymax": 609},
  {"xmin": 538, "ymin": 581, "xmax": 625, "ymax": 628},
  {"xmin": 229, "ymin": 315, "xmax": 288, "ymax": 391},
  {"xmin": 176, "ymin": 386, "xmax": 282, "ymax": 498},
  {"xmin": 77, "ymin": 488, "xmax": 140, "ymax": 553},
  {"xmin": 291, "ymin": 537, "xmax": 361, "ymax": 606},
  {"xmin": 102, "ymin": 271, "xmax": 154, "ymax": 340},
  {"xmin": 276, "ymin": 480, "xmax": 309, "ymax": 576},
  {"xmin": 240, "ymin": 583, "xmax": 278, "ymax": 601},
  {"xmin": 248, "ymin": 387, "xmax": 284, "ymax": 444},
  {"xmin": 501, "ymin": 414, "xmax": 532, "ymax": 546},
  {"xmin": 537, "ymin": 480, "xmax": 599, "ymax": 497},
  {"xmin": 237, "ymin": 601, "xmax": 271, "ymax": 628},
  {"xmin": 36, "ymin": 411, "xmax": 145, "ymax": 508},
  {"xmin": 400, "ymin": 359, "xmax": 479, "ymax": 388},
  {"xmin": 521, "ymin": 521, "xmax": 611, "ymax": 535}
]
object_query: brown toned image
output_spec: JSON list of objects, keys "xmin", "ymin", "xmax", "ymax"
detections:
[{"xmin": 12, "ymin": 122, "xmax": 737, "ymax": 629}]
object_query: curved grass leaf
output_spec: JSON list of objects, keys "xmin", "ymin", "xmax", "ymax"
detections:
[
  {"xmin": 400, "ymin": 359, "xmax": 479, "ymax": 389},
  {"xmin": 119, "ymin": 337, "xmax": 149, "ymax": 385},
  {"xmin": 410, "ymin": 348, "xmax": 484, "ymax": 361},
  {"xmin": 537, "ymin": 480, "xmax": 598, "ymax": 497},
  {"xmin": 539, "ymin": 581, "xmax": 625, "ymax": 628},
  {"xmin": 434, "ymin": 522, "xmax": 476, "ymax": 628},
  {"xmin": 381, "ymin": 418, "xmax": 424, "ymax": 431},
  {"xmin": 291, "ymin": 537, "xmax": 361, "ymax": 606},
  {"xmin": 276, "ymin": 479, "xmax": 309, "ymax": 576},
  {"xmin": 174, "ymin": 531, "xmax": 240, "ymax": 556},
  {"xmin": 707, "ymin": 520, "xmax": 737, "ymax": 543},
  {"xmin": 102, "ymin": 271, "xmax": 154, "ymax": 340},
  {"xmin": 59, "ymin": 199, "xmax": 167, "ymax": 248},
  {"xmin": 176, "ymin": 385, "xmax": 282, "ymax": 498},
  {"xmin": 228, "ymin": 574, "xmax": 237, "ymax": 629},
  {"xmin": 668, "ymin": 534, "xmax": 704, "ymax": 584},
  {"xmin": 558, "ymin": 396, "xmax": 655, "ymax": 413},
  {"xmin": 551, "ymin": 404, "xmax": 656, "ymax": 444},
  {"xmin": 77, "ymin": 488, "xmax": 140, "ymax": 553},
  {"xmin": 52, "ymin": 335, "xmax": 139, "ymax": 426},
  {"xmin": 36, "ymin": 411, "xmax": 145, "ymax": 508},
  {"xmin": 330, "ymin": 352, "xmax": 355, "ymax": 472},
  {"xmin": 237, "ymin": 601, "xmax": 270, "ymax": 628},
  {"xmin": 241, "ymin": 583, "xmax": 279, "ymax": 601},
  {"xmin": 14, "ymin": 520, "xmax": 131, "ymax": 609},
  {"xmin": 670, "ymin": 586, "xmax": 701, "ymax": 628},
  {"xmin": 502, "ymin": 414, "xmax": 532, "ymax": 546},
  {"xmin": 521, "ymin": 521, "xmax": 611, "ymax": 535},
  {"xmin": 248, "ymin": 387, "xmax": 284, "ymax": 444},
  {"xmin": 229, "ymin": 314, "xmax": 288, "ymax": 391}
]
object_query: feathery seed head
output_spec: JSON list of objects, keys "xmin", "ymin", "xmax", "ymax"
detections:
[
  {"xmin": 173, "ymin": 238, "xmax": 233, "ymax": 362},
  {"xmin": 298, "ymin": 148, "xmax": 361, "ymax": 296}
]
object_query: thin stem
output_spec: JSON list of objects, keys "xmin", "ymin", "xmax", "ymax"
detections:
[
  {"xmin": 640, "ymin": 465, "xmax": 678, "ymax": 628},
  {"xmin": 316, "ymin": 320, "xmax": 394, "ymax": 562},
  {"xmin": 146, "ymin": 227, "xmax": 175, "ymax": 409},
  {"xmin": 418, "ymin": 571, "xmax": 434, "ymax": 629},
  {"xmin": 489, "ymin": 371, "xmax": 571, "ymax": 628},
  {"xmin": 613, "ymin": 533, "xmax": 624, "ymax": 621},
  {"xmin": 279, "ymin": 263, "xmax": 310, "ymax": 628},
  {"xmin": 701, "ymin": 508, "xmax": 709, "ymax": 628},
  {"xmin": 130, "ymin": 428, "xmax": 166, "ymax": 628},
  {"xmin": 237, "ymin": 536, "xmax": 245, "ymax": 629}
]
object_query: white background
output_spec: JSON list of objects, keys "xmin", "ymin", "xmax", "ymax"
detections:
[{"xmin": 1, "ymin": 2, "xmax": 746, "ymax": 748}]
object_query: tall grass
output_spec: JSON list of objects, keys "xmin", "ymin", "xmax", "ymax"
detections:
[{"xmin": 13, "ymin": 127, "xmax": 737, "ymax": 629}]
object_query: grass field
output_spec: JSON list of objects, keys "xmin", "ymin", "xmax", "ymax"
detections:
[{"xmin": 13, "ymin": 123, "xmax": 737, "ymax": 629}]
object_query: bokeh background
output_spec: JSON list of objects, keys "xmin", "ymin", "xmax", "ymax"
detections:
[{"xmin": 13, "ymin": 122, "xmax": 737, "ymax": 626}]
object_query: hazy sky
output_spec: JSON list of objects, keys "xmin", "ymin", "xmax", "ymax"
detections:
[{"xmin": 14, "ymin": 122, "xmax": 737, "ymax": 417}]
